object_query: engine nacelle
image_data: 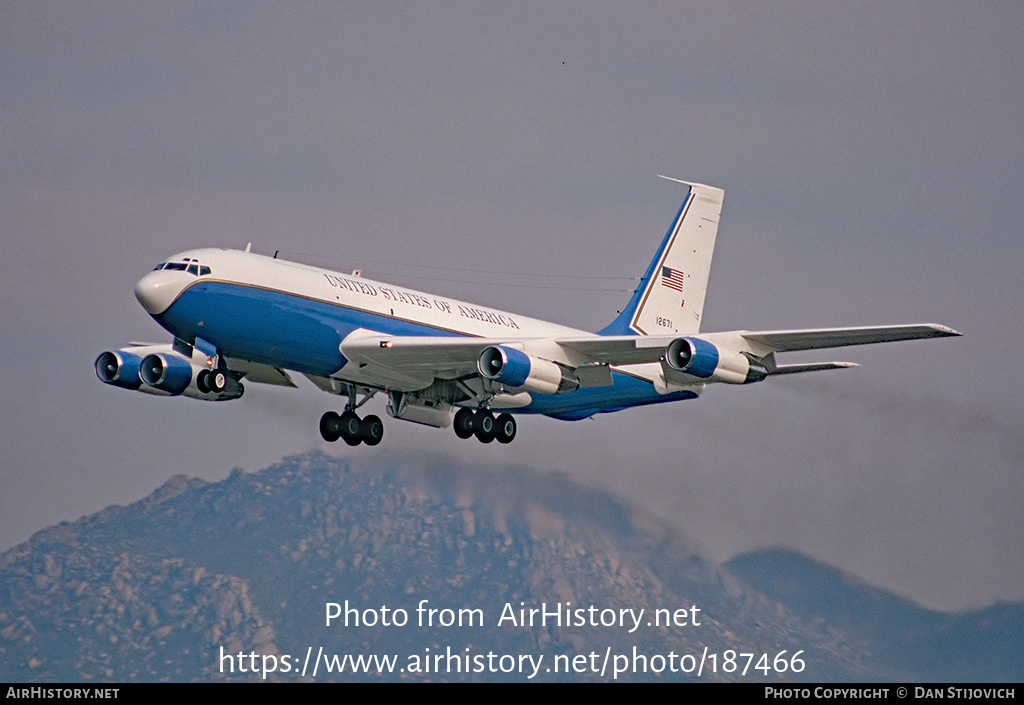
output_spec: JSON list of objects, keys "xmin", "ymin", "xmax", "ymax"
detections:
[
  {"xmin": 94, "ymin": 350, "xmax": 144, "ymax": 390},
  {"xmin": 96, "ymin": 346, "xmax": 242, "ymax": 400},
  {"xmin": 139, "ymin": 352, "xmax": 244, "ymax": 400},
  {"xmin": 139, "ymin": 352, "xmax": 194, "ymax": 395},
  {"xmin": 663, "ymin": 337, "xmax": 767, "ymax": 385},
  {"xmin": 477, "ymin": 346, "xmax": 579, "ymax": 395}
]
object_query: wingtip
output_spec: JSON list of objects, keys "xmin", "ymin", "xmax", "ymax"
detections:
[{"xmin": 930, "ymin": 324, "xmax": 962, "ymax": 337}]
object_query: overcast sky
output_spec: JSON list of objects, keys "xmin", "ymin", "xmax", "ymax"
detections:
[{"xmin": 1, "ymin": 1, "xmax": 1021, "ymax": 612}]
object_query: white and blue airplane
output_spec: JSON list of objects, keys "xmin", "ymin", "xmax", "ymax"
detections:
[{"xmin": 96, "ymin": 179, "xmax": 959, "ymax": 446}]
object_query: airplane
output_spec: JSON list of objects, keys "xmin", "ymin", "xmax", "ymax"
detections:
[{"xmin": 95, "ymin": 178, "xmax": 960, "ymax": 446}]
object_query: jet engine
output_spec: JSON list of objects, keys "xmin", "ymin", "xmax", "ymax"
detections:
[
  {"xmin": 663, "ymin": 337, "xmax": 767, "ymax": 385},
  {"xmin": 94, "ymin": 350, "xmax": 144, "ymax": 390},
  {"xmin": 139, "ymin": 351, "xmax": 194, "ymax": 395},
  {"xmin": 95, "ymin": 346, "xmax": 243, "ymax": 400},
  {"xmin": 477, "ymin": 346, "xmax": 579, "ymax": 395}
]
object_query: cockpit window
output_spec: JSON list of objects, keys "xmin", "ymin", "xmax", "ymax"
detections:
[{"xmin": 154, "ymin": 260, "xmax": 212, "ymax": 276}]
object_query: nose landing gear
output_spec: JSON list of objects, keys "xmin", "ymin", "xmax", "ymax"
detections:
[{"xmin": 196, "ymin": 368, "xmax": 227, "ymax": 394}]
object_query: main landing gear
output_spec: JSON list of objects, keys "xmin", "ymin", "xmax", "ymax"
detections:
[
  {"xmin": 319, "ymin": 410, "xmax": 383, "ymax": 446},
  {"xmin": 453, "ymin": 407, "xmax": 517, "ymax": 444}
]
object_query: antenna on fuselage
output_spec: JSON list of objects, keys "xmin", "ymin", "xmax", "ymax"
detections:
[{"xmin": 245, "ymin": 242, "xmax": 252, "ymax": 253}]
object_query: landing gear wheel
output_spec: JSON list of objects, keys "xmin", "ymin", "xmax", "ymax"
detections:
[
  {"xmin": 453, "ymin": 408, "xmax": 475, "ymax": 439},
  {"xmin": 196, "ymin": 369, "xmax": 211, "ymax": 394},
  {"xmin": 495, "ymin": 413, "xmax": 517, "ymax": 444},
  {"xmin": 339, "ymin": 410, "xmax": 362, "ymax": 446},
  {"xmin": 319, "ymin": 411, "xmax": 341, "ymax": 442},
  {"xmin": 474, "ymin": 410, "xmax": 496, "ymax": 444},
  {"xmin": 360, "ymin": 414, "xmax": 384, "ymax": 446},
  {"xmin": 208, "ymin": 370, "xmax": 226, "ymax": 393}
]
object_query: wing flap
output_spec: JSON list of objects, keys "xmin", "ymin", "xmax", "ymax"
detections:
[
  {"xmin": 223, "ymin": 358, "xmax": 297, "ymax": 387},
  {"xmin": 555, "ymin": 335, "xmax": 676, "ymax": 365},
  {"xmin": 766, "ymin": 361, "xmax": 859, "ymax": 376}
]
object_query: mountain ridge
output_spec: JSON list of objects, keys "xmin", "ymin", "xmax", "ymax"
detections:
[{"xmin": 1, "ymin": 451, "xmax": 1017, "ymax": 682}]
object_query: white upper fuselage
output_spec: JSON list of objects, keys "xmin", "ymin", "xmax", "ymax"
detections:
[{"xmin": 136, "ymin": 247, "xmax": 587, "ymax": 347}]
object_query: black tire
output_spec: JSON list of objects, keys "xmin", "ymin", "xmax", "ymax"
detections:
[
  {"xmin": 495, "ymin": 413, "xmax": 517, "ymax": 444},
  {"xmin": 196, "ymin": 369, "xmax": 211, "ymax": 394},
  {"xmin": 453, "ymin": 407, "xmax": 475, "ymax": 439},
  {"xmin": 339, "ymin": 411, "xmax": 362, "ymax": 446},
  {"xmin": 360, "ymin": 414, "xmax": 384, "ymax": 446},
  {"xmin": 319, "ymin": 411, "xmax": 341, "ymax": 442},
  {"xmin": 474, "ymin": 410, "xmax": 496, "ymax": 443},
  {"xmin": 209, "ymin": 370, "xmax": 227, "ymax": 393}
]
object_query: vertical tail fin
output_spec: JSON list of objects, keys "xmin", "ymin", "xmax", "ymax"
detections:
[{"xmin": 598, "ymin": 178, "xmax": 724, "ymax": 336}]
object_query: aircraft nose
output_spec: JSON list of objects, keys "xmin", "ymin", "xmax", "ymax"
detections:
[{"xmin": 134, "ymin": 270, "xmax": 186, "ymax": 315}]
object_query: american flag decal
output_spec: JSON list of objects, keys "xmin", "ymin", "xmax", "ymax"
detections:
[{"xmin": 661, "ymin": 266, "xmax": 685, "ymax": 291}]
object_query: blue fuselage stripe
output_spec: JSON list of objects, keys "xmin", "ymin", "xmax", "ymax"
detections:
[{"xmin": 156, "ymin": 281, "xmax": 462, "ymax": 376}]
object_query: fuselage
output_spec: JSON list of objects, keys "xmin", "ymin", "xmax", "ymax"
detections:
[{"xmin": 134, "ymin": 248, "xmax": 699, "ymax": 420}]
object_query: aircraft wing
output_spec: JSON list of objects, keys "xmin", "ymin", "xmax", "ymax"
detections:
[
  {"xmin": 342, "ymin": 333, "xmax": 510, "ymax": 374},
  {"xmin": 342, "ymin": 330, "xmax": 688, "ymax": 375},
  {"xmin": 340, "ymin": 324, "xmax": 960, "ymax": 382},
  {"xmin": 736, "ymin": 323, "xmax": 961, "ymax": 352},
  {"xmin": 556, "ymin": 324, "xmax": 960, "ymax": 364}
]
